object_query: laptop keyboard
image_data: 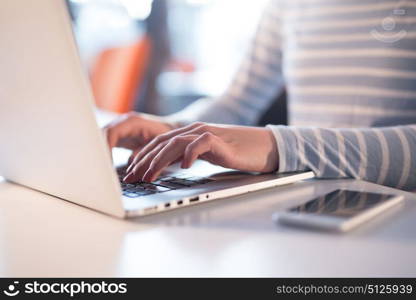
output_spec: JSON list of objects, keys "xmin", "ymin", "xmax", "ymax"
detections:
[{"xmin": 117, "ymin": 166, "xmax": 213, "ymax": 198}]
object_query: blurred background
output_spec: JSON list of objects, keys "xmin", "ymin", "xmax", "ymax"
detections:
[{"xmin": 67, "ymin": 0, "xmax": 269, "ymax": 116}]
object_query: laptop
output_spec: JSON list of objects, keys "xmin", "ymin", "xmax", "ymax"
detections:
[{"xmin": 0, "ymin": 0, "xmax": 314, "ymax": 218}]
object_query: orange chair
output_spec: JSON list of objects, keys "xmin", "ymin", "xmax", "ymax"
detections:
[{"xmin": 90, "ymin": 36, "xmax": 151, "ymax": 114}]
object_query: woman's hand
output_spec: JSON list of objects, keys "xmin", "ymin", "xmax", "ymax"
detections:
[
  {"xmin": 123, "ymin": 122, "xmax": 279, "ymax": 183},
  {"xmin": 103, "ymin": 112, "xmax": 175, "ymax": 160}
]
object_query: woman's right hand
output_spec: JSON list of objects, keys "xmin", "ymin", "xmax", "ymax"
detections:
[{"xmin": 103, "ymin": 112, "xmax": 175, "ymax": 159}]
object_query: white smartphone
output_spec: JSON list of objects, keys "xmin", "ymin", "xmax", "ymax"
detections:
[{"xmin": 273, "ymin": 189, "xmax": 404, "ymax": 232}]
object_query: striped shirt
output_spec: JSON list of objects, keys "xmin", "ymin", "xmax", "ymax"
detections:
[{"xmin": 167, "ymin": 0, "xmax": 416, "ymax": 191}]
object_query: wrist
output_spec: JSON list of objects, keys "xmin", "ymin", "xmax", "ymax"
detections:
[{"xmin": 265, "ymin": 127, "xmax": 280, "ymax": 172}]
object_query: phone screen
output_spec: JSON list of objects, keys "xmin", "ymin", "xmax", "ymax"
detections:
[{"xmin": 288, "ymin": 189, "xmax": 395, "ymax": 219}]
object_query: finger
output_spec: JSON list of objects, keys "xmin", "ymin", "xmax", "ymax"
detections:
[
  {"xmin": 142, "ymin": 135, "xmax": 196, "ymax": 182},
  {"xmin": 104, "ymin": 127, "xmax": 118, "ymax": 151},
  {"xmin": 182, "ymin": 132, "xmax": 215, "ymax": 168},
  {"xmin": 103, "ymin": 112, "xmax": 138, "ymax": 151},
  {"xmin": 126, "ymin": 143, "xmax": 153, "ymax": 174},
  {"xmin": 128, "ymin": 149, "xmax": 141, "ymax": 164},
  {"xmin": 124, "ymin": 142, "xmax": 168, "ymax": 183},
  {"xmin": 130, "ymin": 122, "xmax": 205, "ymax": 168},
  {"xmin": 183, "ymin": 132, "xmax": 232, "ymax": 169}
]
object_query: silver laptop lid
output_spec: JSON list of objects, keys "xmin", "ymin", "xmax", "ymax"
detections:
[{"xmin": 0, "ymin": 0, "xmax": 125, "ymax": 217}]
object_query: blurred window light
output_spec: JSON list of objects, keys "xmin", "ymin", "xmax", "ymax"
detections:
[
  {"xmin": 68, "ymin": 0, "xmax": 143, "ymax": 67},
  {"xmin": 185, "ymin": 0, "xmax": 212, "ymax": 6},
  {"xmin": 119, "ymin": 0, "xmax": 154, "ymax": 20},
  {"xmin": 166, "ymin": 0, "xmax": 269, "ymax": 96},
  {"xmin": 69, "ymin": 0, "xmax": 89, "ymax": 3}
]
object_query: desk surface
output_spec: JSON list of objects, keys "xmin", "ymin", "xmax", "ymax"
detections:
[{"xmin": 0, "ymin": 175, "xmax": 415, "ymax": 277}]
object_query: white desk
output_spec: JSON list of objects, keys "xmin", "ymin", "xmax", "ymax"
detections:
[{"xmin": 0, "ymin": 176, "xmax": 415, "ymax": 277}]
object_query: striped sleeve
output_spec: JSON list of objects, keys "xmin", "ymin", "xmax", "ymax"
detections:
[
  {"xmin": 267, "ymin": 124, "xmax": 416, "ymax": 191},
  {"xmin": 166, "ymin": 0, "xmax": 284, "ymax": 126}
]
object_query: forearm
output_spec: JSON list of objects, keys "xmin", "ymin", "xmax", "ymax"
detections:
[{"xmin": 268, "ymin": 124, "xmax": 416, "ymax": 191}]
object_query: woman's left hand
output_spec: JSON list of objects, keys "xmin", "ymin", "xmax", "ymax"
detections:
[{"xmin": 123, "ymin": 122, "xmax": 279, "ymax": 183}]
